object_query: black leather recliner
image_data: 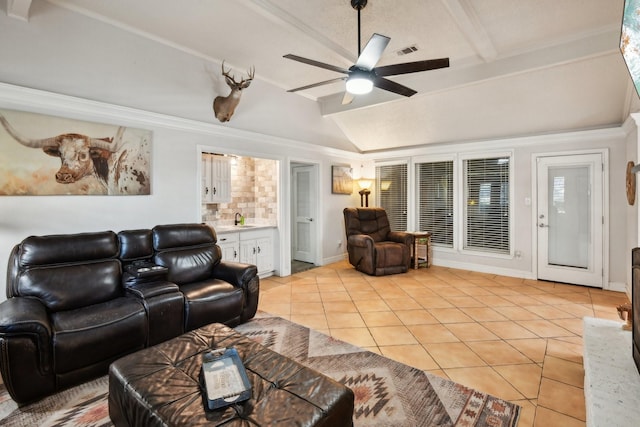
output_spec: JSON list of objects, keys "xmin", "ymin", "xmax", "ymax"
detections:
[
  {"xmin": 0, "ymin": 231, "xmax": 147, "ymax": 404},
  {"xmin": 151, "ymin": 223, "xmax": 260, "ymax": 329},
  {"xmin": 343, "ymin": 207, "xmax": 413, "ymax": 276}
]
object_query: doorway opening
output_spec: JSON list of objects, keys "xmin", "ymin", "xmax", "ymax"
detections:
[
  {"xmin": 290, "ymin": 162, "xmax": 320, "ymax": 273},
  {"xmin": 534, "ymin": 152, "xmax": 606, "ymax": 287}
]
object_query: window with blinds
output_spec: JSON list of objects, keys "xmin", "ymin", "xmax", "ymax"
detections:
[
  {"xmin": 416, "ymin": 161, "xmax": 453, "ymax": 247},
  {"xmin": 464, "ymin": 157, "xmax": 510, "ymax": 254},
  {"xmin": 375, "ymin": 163, "xmax": 407, "ymax": 231}
]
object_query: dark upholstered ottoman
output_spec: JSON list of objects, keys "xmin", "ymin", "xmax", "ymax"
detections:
[{"xmin": 108, "ymin": 323, "xmax": 354, "ymax": 426}]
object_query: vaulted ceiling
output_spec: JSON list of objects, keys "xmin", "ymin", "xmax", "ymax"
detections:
[{"xmin": 8, "ymin": 0, "xmax": 638, "ymax": 152}]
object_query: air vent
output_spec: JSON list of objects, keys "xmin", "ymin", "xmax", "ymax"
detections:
[{"xmin": 397, "ymin": 45, "xmax": 419, "ymax": 56}]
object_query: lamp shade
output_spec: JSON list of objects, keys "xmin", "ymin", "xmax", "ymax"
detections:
[{"xmin": 357, "ymin": 178, "xmax": 373, "ymax": 190}]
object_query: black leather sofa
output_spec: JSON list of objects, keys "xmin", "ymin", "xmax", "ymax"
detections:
[{"xmin": 0, "ymin": 223, "xmax": 259, "ymax": 404}]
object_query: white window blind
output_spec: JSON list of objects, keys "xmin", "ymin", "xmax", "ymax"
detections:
[
  {"xmin": 416, "ymin": 161, "xmax": 453, "ymax": 247},
  {"xmin": 464, "ymin": 157, "xmax": 510, "ymax": 254},
  {"xmin": 375, "ymin": 163, "xmax": 407, "ymax": 231}
]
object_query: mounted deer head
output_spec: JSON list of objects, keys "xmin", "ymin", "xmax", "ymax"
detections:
[{"xmin": 212, "ymin": 61, "xmax": 255, "ymax": 123}]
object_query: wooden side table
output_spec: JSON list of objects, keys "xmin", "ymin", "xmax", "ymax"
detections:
[{"xmin": 409, "ymin": 232, "xmax": 432, "ymax": 269}]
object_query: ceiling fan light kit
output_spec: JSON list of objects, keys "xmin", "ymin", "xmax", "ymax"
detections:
[
  {"xmin": 346, "ymin": 73, "xmax": 373, "ymax": 94},
  {"xmin": 283, "ymin": 0, "xmax": 449, "ymax": 104}
]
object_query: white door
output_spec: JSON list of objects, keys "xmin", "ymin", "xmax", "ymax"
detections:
[
  {"xmin": 536, "ymin": 154, "xmax": 603, "ymax": 287},
  {"xmin": 292, "ymin": 165, "xmax": 317, "ymax": 263}
]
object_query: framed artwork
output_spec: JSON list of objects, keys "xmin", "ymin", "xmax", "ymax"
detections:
[
  {"xmin": 331, "ymin": 165, "xmax": 353, "ymax": 195},
  {"xmin": 0, "ymin": 108, "xmax": 152, "ymax": 195}
]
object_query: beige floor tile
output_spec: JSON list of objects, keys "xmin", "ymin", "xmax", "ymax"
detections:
[
  {"xmin": 502, "ymin": 295, "xmax": 546, "ymax": 306},
  {"xmin": 383, "ymin": 298, "xmax": 422, "ymax": 311},
  {"xmin": 550, "ymin": 318, "xmax": 583, "ymax": 336},
  {"xmin": 379, "ymin": 344, "xmax": 439, "ymax": 370},
  {"xmin": 428, "ymin": 308, "xmax": 474, "ymax": 323},
  {"xmin": 369, "ymin": 325, "xmax": 418, "ymax": 346},
  {"xmin": 537, "ymin": 378, "xmax": 585, "ymax": 421},
  {"xmin": 291, "ymin": 292, "xmax": 322, "ymax": 303},
  {"xmin": 291, "ymin": 302, "xmax": 325, "ymax": 314},
  {"xmin": 361, "ymin": 311, "xmax": 403, "ymax": 327},
  {"xmin": 259, "ymin": 303, "xmax": 291, "ymax": 317},
  {"xmin": 493, "ymin": 364, "xmax": 542, "ymax": 398},
  {"xmin": 415, "ymin": 296, "xmax": 454, "ymax": 309},
  {"xmin": 445, "ymin": 323, "xmax": 499, "ymax": 341},
  {"xmin": 330, "ymin": 327, "xmax": 377, "ymax": 347},
  {"xmin": 556, "ymin": 303, "xmax": 595, "ymax": 318},
  {"xmin": 325, "ymin": 312, "xmax": 366, "ymax": 328},
  {"xmin": 481, "ymin": 321, "xmax": 538, "ymax": 339},
  {"xmin": 320, "ymin": 291, "xmax": 352, "ymax": 302},
  {"xmin": 513, "ymin": 399, "xmax": 536, "ymax": 427},
  {"xmin": 442, "ymin": 296, "xmax": 486, "ymax": 308},
  {"xmin": 395, "ymin": 309, "xmax": 439, "ymax": 325},
  {"xmin": 522, "ymin": 305, "xmax": 575, "ymax": 319},
  {"xmin": 516, "ymin": 319, "xmax": 575, "ymax": 338},
  {"xmin": 348, "ymin": 290, "xmax": 380, "ymax": 300},
  {"xmin": 290, "ymin": 314, "xmax": 328, "ymax": 330},
  {"xmin": 466, "ymin": 340, "xmax": 532, "ymax": 365},
  {"xmin": 541, "ymin": 355, "xmax": 584, "ymax": 388},
  {"xmin": 424, "ymin": 343, "xmax": 486, "ymax": 368},
  {"xmin": 444, "ymin": 366, "xmax": 523, "ymax": 401},
  {"xmin": 408, "ymin": 323, "xmax": 460, "ymax": 343},
  {"xmin": 323, "ymin": 301, "xmax": 358, "ymax": 313},
  {"xmin": 493, "ymin": 306, "xmax": 542, "ymax": 320},
  {"xmin": 545, "ymin": 338, "xmax": 583, "ymax": 363},
  {"xmin": 506, "ymin": 338, "xmax": 547, "ymax": 363},
  {"xmin": 354, "ymin": 298, "xmax": 391, "ymax": 312},
  {"xmin": 459, "ymin": 306, "xmax": 509, "ymax": 322},
  {"xmin": 534, "ymin": 407, "xmax": 585, "ymax": 427},
  {"xmin": 473, "ymin": 295, "xmax": 515, "ymax": 307}
]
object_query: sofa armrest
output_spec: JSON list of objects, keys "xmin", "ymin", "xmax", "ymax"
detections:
[
  {"xmin": 347, "ymin": 234, "xmax": 375, "ymax": 248},
  {"xmin": 212, "ymin": 261, "xmax": 258, "ymax": 288},
  {"xmin": 213, "ymin": 261, "xmax": 260, "ymax": 322},
  {"xmin": 0, "ymin": 297, "xmax": 52, "ymax": 373},
  {"xmin": 387, "ymin": 231, "xmax": 413, "ymax": 246}
]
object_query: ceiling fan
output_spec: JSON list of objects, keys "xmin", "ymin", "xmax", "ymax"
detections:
[{"xmin": 284, "ymin": 0, "xmax": 450, "ymax": 105}]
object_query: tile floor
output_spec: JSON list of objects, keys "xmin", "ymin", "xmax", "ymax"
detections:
[{"xmin": 258, "ymin": 260, "xmax": 630, "ymax": 427}]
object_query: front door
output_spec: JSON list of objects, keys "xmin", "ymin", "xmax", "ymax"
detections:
[
  {"xmin": 292, "ymin": 165, "xmax": 317, "ymax": 263},
  {"xmin": 536, "ymin": 153, "xmax": 603, "ymax": 287}
]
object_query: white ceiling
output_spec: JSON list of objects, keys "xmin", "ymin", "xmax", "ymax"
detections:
[{"xmin": 12, "ymin": 0, "xmax": 638, "ymax": 152}]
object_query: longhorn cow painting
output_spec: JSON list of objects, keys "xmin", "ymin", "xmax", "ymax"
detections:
[{"xmin": 0, "ymin": 109, "xmax": 151, "ymax": 195}]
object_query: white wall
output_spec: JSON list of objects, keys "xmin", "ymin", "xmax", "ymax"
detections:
[{"xmin": 367, "ymin": 127, "xmax": 629, "ymax": 289}]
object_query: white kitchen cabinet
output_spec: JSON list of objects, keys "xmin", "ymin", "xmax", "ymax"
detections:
[
  {"xmin": 217, "ymin": 232, "xmax": 239, "ymax": 262},
  {"xmin": 202, "ymin": 153, "xmax": 231, "ymax": 203},
  {"xmin": 216, "ymin": 228, "xmax": 274, "ymax": 277}
]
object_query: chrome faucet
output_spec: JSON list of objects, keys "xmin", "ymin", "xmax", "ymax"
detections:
[{"xmin": 234, "ymin": 212, "xmax": 242, "ymax": 226}]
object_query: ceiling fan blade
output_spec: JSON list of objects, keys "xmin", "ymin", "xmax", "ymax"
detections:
[
  {"xmin": 354, "ymin": 33, "xmax": 390, "ymax": 70},
  {"xmin": 287, "ymin": 77, "xmax": 347, "ymax": 93},
  {"xmin": 374, "ymin": 58, "xmax": 450, "ymax": 76},
  {"xmin": 341, "ymin": 91, "xmax": 355, "ymax": 105},
  {"xmin": 373, "ymin": 76, "xmax": 417, "ymax": 97},
  {"xmin": 283, "ymin": 54, "xmax": 349, "ymax": 74}
]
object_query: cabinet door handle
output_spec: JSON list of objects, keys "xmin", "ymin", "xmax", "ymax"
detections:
[
  {"xmin": 234, "ymin": 250, "xmax": 237, "ymax": 258},
  {"xmin": 213, "ymin": 187, "xmax": 217, "ymax": 195},
  {"xmin": 253, "ymin": 247, "xmax": 256, "ymax": 254},
  {"xmin": 205, "ymin": 187, "xmax": 209, "ymax": 194},
  {"xmin": 257, "ymin": 246, "xmax": 261, "ymax": 253},
  {"xmin": 220, "ymin": 238, "xmax": 227, "ymax": 242}
]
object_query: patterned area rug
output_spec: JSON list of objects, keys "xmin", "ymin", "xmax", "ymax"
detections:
[{"xmin": 0, "ymin": 313, "xmax": 520, "ymax": 426}]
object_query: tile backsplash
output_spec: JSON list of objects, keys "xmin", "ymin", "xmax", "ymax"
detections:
[{"xmin": 202, "ymin": 156, "xmax": 277, "ymax": 226}]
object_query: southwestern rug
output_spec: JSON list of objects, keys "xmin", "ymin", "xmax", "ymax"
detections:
[{"xmin": 0, "ymin": 313, "xmax": 520, "ymax": 426}]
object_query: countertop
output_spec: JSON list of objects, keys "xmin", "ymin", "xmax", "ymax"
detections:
[{"xmin": 207, "ymin": 222, "xmax": 276, "ymax": 233}]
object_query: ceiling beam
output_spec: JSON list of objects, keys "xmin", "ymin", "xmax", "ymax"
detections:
[
  {"xmin": 7, "ymin": 0, "xmax": 32, "ymax": 21},
  {"xmin": 242, "ymin": 0, "xmax": 356, "ymax": 63},
  {"xmin": 320, "ymin": 27, "xmax": 621, "ymax": 116},
  {"xmin": 439, "ymin": 0, "xmax": 497, "ymax": 62}
]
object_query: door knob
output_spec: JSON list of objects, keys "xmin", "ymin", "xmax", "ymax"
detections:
[{"xmin": 539, "ymin": 223, "xmax": 548, "ymax": 228}]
